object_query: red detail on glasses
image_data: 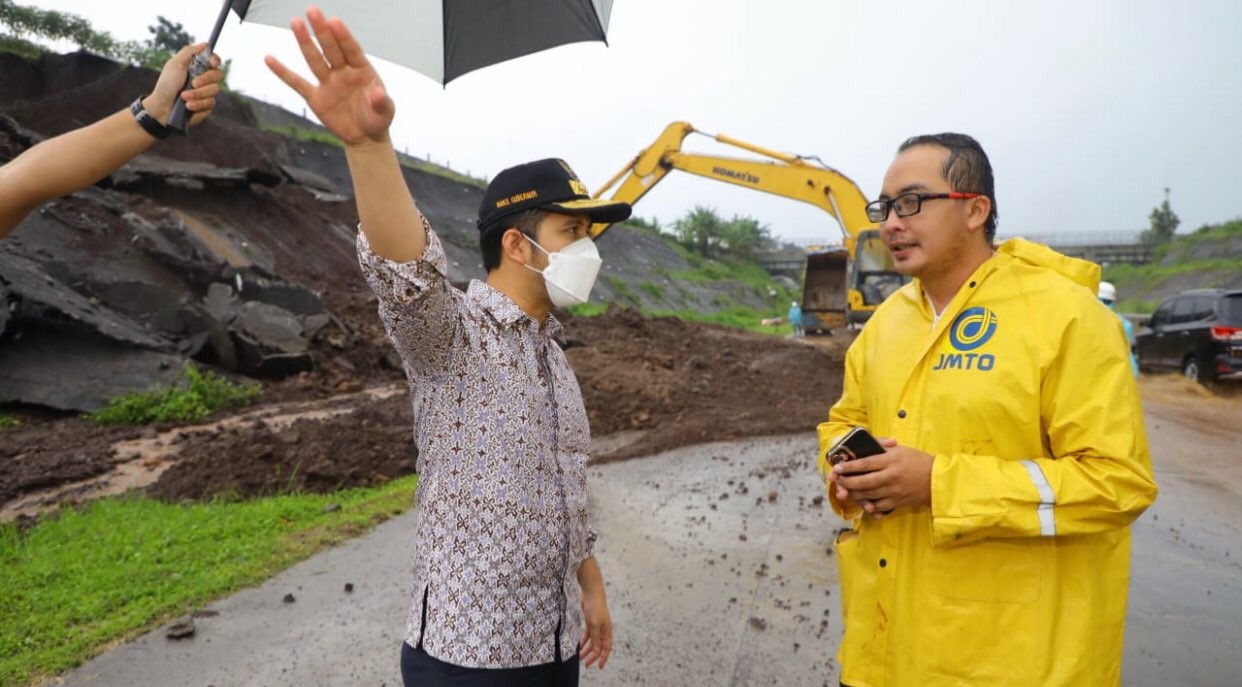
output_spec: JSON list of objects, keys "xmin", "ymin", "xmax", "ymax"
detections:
[{"xmin": 946, "ymin": 192, "xmax": 981, "ymax": 199}]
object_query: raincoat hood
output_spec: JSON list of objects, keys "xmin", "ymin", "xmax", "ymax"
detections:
[{"xmin": 996, "ymin": 237, "xmax": 1100, "ymax": 292}]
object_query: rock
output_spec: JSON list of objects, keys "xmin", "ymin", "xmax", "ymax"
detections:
[
  {"xmin": 166, "ymin": 616, "xmax": 196, "ymax": 639},
  {"xmin": 232, "ymin": 301, "xmax": 306, "ymax": 354},
  {"xmin": 231, "ymin": 331, "xmax": 313, "ymax": 379},
  {"xmin": 0, "ymin": 279, "xmax": 9, "ymax": 336},
  {"xmin": 302, "ymin": 313, "xmax": 331, "ymax": 338},
  {"xmin": 282, "ymin": 593, "xmax": 296, "ymax": 604},
  {"xmin": 323, "ymin": 503, "xmax": 341, "ymax": 514},
  {"xmin": 244, "ymin": 281, "xmax": 326, "ymax": 317},
  {"xmin": 0, "ymin": 328, "xmax": 186, "ymax": 411},
  {"xmin": 344, "ymin": 582, "xmax": 354, "ymax": 593},
  {"xmin": 0, "ymin": 252, "xmax": 169, "ymax": 350},
  {"xmin": 204, "ymin": 283, "xmax": 240, "ymax": 324}
]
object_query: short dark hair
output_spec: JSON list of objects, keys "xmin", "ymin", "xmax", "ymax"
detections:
[
  {"xmin": 480, "ymin": 208, "xmax": 549, "ymax": 272},
  {"xmin": 898, "ymin": 133, "xmax": 998, "ymax": 241}
]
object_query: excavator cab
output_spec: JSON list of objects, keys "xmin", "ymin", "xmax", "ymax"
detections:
[{"xmin": 847, "ymin": 230, "xmax": 910, "ymax": 324}]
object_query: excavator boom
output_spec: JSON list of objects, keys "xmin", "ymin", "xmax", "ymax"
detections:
[{"xmin": 590, "ymin": 122, "xmax": 907, "ymax": 327}]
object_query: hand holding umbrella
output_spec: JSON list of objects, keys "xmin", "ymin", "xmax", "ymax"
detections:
[{"xmin": 264, "ymin": 7, "xmax": 394, "ymax": 147}]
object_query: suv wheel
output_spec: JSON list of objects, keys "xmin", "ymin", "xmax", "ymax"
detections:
[{"xmin": 1182, "ymin": 356, "xmax": 1201, "ymax": 383}]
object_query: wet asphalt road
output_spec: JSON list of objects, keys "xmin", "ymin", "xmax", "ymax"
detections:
[{"xmin": 61, "ymin": 405, "xmax": 1242, "ymax": 686}]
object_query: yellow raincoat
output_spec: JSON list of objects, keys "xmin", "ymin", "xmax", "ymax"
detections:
[{"xmin": 818, "ymin": 239, "xmax": 1157, "ymax": 687}]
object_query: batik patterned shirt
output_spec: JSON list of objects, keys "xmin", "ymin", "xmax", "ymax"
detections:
[{"xmin": 357, "ymin": 221, "xmax": 595, "ymax": 669}]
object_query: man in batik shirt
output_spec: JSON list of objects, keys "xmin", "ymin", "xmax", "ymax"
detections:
[{"xmin": 267, "ymin": 9, "xmax": 630, "ymax": 687}]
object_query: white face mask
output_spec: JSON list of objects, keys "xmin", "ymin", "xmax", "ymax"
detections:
[{"xmin": 525, "ymin": 236, "xmax": 603, "ymax": 307}]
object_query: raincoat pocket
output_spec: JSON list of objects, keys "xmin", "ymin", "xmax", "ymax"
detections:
[
  {"xmin": 834, "ymin": 529, "xmax": 862, "ymax": 621},
  {"xmin": 927, "ymin": 537, "xmax": 1049, "ymax": 604}
]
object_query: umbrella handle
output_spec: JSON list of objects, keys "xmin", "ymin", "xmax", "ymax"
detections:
[
  {"xmin": 165, "ymin": 51, "xmax": 214, "ymax": 135},
  {"xmin": 165, "ymin": 0, "xmax": 234, "ymax": 135}
]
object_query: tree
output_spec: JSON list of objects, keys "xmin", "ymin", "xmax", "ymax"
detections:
[
  {"xmin": 719, "ymin": 214, "xmax": 772, "ymax": 258},
  {"xmin": 674, "ymin": 206, "xmax": 724, "ymax": 257},
  {"xmin": 1141, "ymin": 188, "xmax": 1180, "ymax": 245},
  {"xmin": 0, "ymin": 2, "xmax": 190, "ymax": 69},
  {"xmin": 0, "ymin": 0, "xmax": 117, "ymax": 55},
  {"xmin": 626, "ymin": 215, "xmax": 663, "ymax": 234},
  {"xmin": 147, "ymin": 16, "xmax": 192, "ymax": 54}
]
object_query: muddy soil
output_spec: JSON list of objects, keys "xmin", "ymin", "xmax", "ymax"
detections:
[{"xmin": 1, "ymin": 313, "xmax": 849, "ymax": 514}]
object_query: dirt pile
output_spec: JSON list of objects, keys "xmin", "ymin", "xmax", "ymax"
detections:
[
  {"xmin": 2, "ymin": 309, "xmax": 848, "ymax": 509},
  {"xmin": 146, "ymin": 393, "xmax": 416, "ymax": 502},
  {"xmin": 564, "ymin": 309, "xmax": 846, "ymax": 460}
]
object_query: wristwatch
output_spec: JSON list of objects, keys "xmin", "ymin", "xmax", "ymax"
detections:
[{"xmin": 130, "ymin": 95, "xmax": 171, "ymax": 140}]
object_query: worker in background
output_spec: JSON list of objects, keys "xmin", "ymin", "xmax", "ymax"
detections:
[
  {"xmin": 0, "ymin": 44, "xmax": 225, "ymax": 239},
  {"xmin": 789, "ymin": 300, "xmax": 804, "ymax": 337},
  {"xmin": 1098, "ymin": 281, "xmax": 1140, "ymax": 377}
]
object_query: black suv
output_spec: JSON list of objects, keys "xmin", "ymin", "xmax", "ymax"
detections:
[{"xmin": 1135, "ymin": 289, "xmax": 1242, "ymax": 382}]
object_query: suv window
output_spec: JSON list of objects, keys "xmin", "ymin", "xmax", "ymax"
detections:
[
  {"xmin": 1151, "ymin": 301, "xmax": 1174, "ymax": 327},
  {"xmin": 1221, "ymin": 295, "xmax": 1242, "ymax": 325},
  {"xmin": 1171, "ymin": 297, "xmax": 1196, "ymax": 324},
  {"xmin": 1194, "ymin": 297, "xmax": 1216, "ymax": 321}
]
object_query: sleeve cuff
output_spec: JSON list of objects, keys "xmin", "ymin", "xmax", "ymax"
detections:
[{"xmin": 356, "ymin": 217, "xmax": 448, "ymax": 305}]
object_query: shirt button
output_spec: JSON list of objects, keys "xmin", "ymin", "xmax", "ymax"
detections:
[
  {"xmin": 879, "ymin": 558, "xmax": 888, "ymax": 568},
  {"xmin": 897, "ymin": 409, "xmax": 907, "ymax": 419}
]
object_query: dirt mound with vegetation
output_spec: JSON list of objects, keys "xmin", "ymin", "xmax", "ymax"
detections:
[{"xmin": 3, "ymin": 308, "xmax": 849, "ymax": 508}]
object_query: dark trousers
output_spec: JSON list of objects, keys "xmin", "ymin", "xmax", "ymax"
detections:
[{"xmin": 401, "ymin": 642, "xmax": 579, "ymax": 687}]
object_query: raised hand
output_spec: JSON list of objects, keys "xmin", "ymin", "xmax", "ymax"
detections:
[{"xmin": 265, "ymin": 6, "xmax": 394, "ymax": 146}]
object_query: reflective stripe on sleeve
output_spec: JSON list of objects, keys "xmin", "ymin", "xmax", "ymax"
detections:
[{"xmin": 1020, "ymin": 460, "xmax": 1056, "ymax": 536}]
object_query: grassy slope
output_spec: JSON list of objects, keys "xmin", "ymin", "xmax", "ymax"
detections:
[
  {"xmin": 1104, "ymin": 219, "xmax": 1242, "ymax": 313},
  {"xmin": 1, "ymin": 477, "xmax": 417, "ymax": 686}
]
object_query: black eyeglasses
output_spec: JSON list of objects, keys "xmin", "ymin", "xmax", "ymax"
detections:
[{"xmin": 865, "ymin": 192, "xmax": 982, "ymax": 223}]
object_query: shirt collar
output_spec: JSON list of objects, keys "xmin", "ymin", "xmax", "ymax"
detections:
[{"xmin": 466, "ymin": 280, "xmax": 564, "ymax": 339}]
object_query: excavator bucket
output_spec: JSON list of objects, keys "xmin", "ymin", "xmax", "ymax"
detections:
[{"xmin": 801, "ymin": 249, "xmax": 848, "ymax": 333}]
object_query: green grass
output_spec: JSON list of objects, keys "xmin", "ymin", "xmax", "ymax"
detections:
[
  {"xmin": 88, "ymin": 365, "xmax": 260, "ymax": 426},
  {"xmin": 398, "ymin": 157, "xmax": 487, "ymax": 189},
  {"xmin": 0, "ymin": 412, "xmax": 19, "ymax": 430},
  {"xmin": 649, "ymin": 305, "xmax": 791, "ymax": 335},
  {"xmin": 259, "ymin": 124, "xmax": 486, "ymax": 188},
  {"xmin": 1116, "ymin": 298, "xmax": 1160, "ymax": 315},
  {"xmin": 0, "ymin": 476, "xmax": 417, "ymax": 686},
  {"xmin": 261, "ymin": 124, "xmax": 343, "ymax": 148},
  {"xmin": 603, "ymin": 275, "xmax": 640, "ymax": 306},
  {"xmin": 565, "ymin": 302, "xmax": 609, "ymax": 317},
  {"xmin": 640, "ymin": 280, "xmax": 665, "ymax": 300},
  {"xmin": 1103, "ymin": 257, "xmax": 1242, "ymax": 291}
]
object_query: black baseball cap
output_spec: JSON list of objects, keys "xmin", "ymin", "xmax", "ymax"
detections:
[{"xmin": 477, "ymin": 158, "xmax": 631, "ymax": 233}]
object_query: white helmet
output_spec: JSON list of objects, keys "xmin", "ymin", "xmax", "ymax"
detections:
[{"xmin": 1098, "ymin": 281, "xmax": 1117, "ymax": 302}]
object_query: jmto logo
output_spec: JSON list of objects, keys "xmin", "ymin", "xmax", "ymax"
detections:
[{"xmin": 933, "ymin": 307, "xmax": 998, "ymax": 371}]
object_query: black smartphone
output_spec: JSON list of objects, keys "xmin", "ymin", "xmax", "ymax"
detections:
[{"xmin": 827, "ymin": 427, "xmax": 886, "ymax": 467}]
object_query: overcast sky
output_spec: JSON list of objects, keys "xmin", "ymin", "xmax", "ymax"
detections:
[{"xmin": 21, "ymin": 0, "xmax": 1242, "ymax": 244}]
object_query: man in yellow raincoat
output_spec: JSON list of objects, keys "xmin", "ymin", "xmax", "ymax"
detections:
[{"xmin": 818, "ymin": 133, "xmax": 1158, "ymax": 686}]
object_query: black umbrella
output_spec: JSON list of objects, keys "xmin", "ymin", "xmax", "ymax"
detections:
[{"xmin": 168, "ymin": 0, "xmax": 615, "ymax": 132}]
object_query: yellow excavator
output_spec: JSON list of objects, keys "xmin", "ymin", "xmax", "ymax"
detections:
[{"xmin": 589, "ymin": 121, "xmax": 908, "ymax": 328}]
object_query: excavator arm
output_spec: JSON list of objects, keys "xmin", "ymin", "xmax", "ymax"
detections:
[
  {"xmin": 590, "ymin": 121, "xmax": 875, "ymax": 255},
  {"xmin": 589, "ymin": 121, "xmax": 906, "ymax": 326}
]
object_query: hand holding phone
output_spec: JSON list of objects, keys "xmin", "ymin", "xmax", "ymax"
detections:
[{"xmin": 827, "ymin": 427, "xmax": 886, "ymax": 467}]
